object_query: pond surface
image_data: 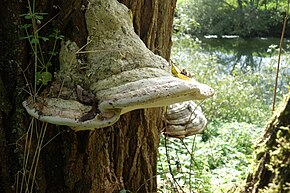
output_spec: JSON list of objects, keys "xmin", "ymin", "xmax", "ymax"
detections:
[
  {"xmin": 172, "ymin": 35, "xmax": 290, "ymax": 105},
  {"xmin": 199, "ymin": 36, "xmax": 289, "ymax": 74}
]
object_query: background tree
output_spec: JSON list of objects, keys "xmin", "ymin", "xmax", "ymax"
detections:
[
  {"xmin": 239, "ymin": 92, "xmax": 290, "ymax": 193},
  {"xmin": 175, "ymin": 0, "xmax": 288, "ymax": 37},
  {"xmin": 0, "ymin": 0, "xmax": 176, "ymax": 192}
]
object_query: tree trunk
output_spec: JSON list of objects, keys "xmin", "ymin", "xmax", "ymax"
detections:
[
  {"xmin": 0, "ymin": 0, "xmax": 176, "ymax": 193},
  {"xmin": 240, "ymin": 92, "xmax": 290, "ymax": 193}
]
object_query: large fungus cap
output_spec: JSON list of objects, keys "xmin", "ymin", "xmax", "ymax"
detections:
[
  {"xmin": 23, "ymin": 97, "xmax": 121, "ymax": 129},
  {"xmin": 22, "ymin": 0, "xmax": 214, "ymax": 130},
  {"xmin": 95, "ymin": 76, "xmax": 214, "ymax": 115},
  {"xmin": 84, "ymin": 0, "xmax": 214, "ymax": 114}
]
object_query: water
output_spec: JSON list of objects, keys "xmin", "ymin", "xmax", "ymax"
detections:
[
  {"xmin": 199, "ymin": 36, "xmax": 290, "ymax": 74},
  {"xmin": 171, "ymin": 35, "xmax": 290, "ymax": 112}
]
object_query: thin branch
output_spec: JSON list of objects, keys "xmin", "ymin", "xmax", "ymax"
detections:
[
  {"xmin": 164, "ymin": 136, "xmax": 185, "ymax": 193},
  {"xmin": 272, "ymin": 2, "xmax": 289, "ymax": 111}
]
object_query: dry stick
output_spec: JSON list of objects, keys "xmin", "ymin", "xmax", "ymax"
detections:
[
  {"xmin": 164, "ymin": 136, "xmax": 185, "ymax": 193},
  {"xmin": 25, "ymin": 122, "xmax": 47, "ymax": 193},
  {"xmin": 136, "ymin": 170, "xmax": 196, "ymax": 193},
  {"xmin": 24, "ymin": 120, "xmax": 38, "ymax": 193},
  {"xmin": 135, "ymin": 174, "xmax": 158, "ymax": 192},
  {"xmin": 35, "ymin": 12, "xmax": 60, "ymax": 34},
  {"xmin": 15, "ymin": 170, "xmax": 20, "ymax": 193},
  {"xmin": 179, "ymin": 137, "xmax": 204, "ymax": 191},
  {"xmin": 189, "ymin": 136, "xmax": 196, "ymax": 193},
  {"xmin": 164, "ymin": 101, "xmax": 205, "ymax": 192},
  {"xmin": 18, "ymin": 64, "xmax": 33, "ymax": 97},
  {"xmin": 30, "ymin": 123, "xmax": 48, "ymax": 193},
  {"xmin": 41, "ymin": 130, "xmax": 65, "ymax": 149},
  {"xmin": 19, "ymin": 119, "xmax": 34, "ymax": 193},
  {"xmin": 179, "ymin": 137, "xmax": 197, "ymax": 192},
  {"xmin": 272, "ymin": 3, "xmax": 289, "ymax": 112}
]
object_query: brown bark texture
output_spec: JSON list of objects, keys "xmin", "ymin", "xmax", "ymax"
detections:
[
  {"xmin": 0, "ymin": 0, "xmax": 177, "ymax": 193},
  {"xmin": 240, "ymin": 92, "xmax": 290, "ymax": 193}
]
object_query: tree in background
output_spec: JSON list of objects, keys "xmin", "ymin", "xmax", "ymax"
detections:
[
  {"xmin": 240, "ymin": 92, "xmax": 290, "ymax": 192},
  {"xmin": 175, "ymin": 0, "xmax": 287, "ymax": 37},
  {"xmin": 0, "ymin": 0, "xmax": 176, "ymax": 192}
]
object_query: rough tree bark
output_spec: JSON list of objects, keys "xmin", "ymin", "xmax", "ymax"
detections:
[
  {"xmin": 0, "ymin": 0, "xmax": 177, "ymax": 193},
  {"xmin": 240, "ymin": 92, "xmax": 290, "ymax": 193}
]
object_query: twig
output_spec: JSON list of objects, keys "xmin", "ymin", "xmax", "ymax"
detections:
[
  {"xmin": 41, "ymin": 129, "xmax": 65, "ymax": 149},
  {"xmin": 19, "ymin": 118, "xmax": 34, "ymax": 193},
  {"xmin": 272, "ymin": 2, "xmax": 289, "ymax": 112},
  {"xmin": 30, "ymin": 122, "xmax": 48, "ymax": 193},
  {"xmin": 164, "ymin": 136, "xmax": 185, "ymax": 193},
  {"xmin": 135, "ymin": 174, "xmax": 158, "ymax": 193}
]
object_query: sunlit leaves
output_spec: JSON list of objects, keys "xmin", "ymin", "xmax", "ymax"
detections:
[{"xmin": 158, "ymin": 122, "xmax": 263, "ymax": 192}]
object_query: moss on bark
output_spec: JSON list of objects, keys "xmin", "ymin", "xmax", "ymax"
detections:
[{"xmin": 241, "ymin": 92, "xmax": 290, "ymax": 193}]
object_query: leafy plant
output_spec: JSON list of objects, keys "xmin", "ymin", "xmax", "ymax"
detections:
[
  {"xmin": 175, "ymin": 0, "xmax": 287, "ymax": 37},
  {"xmin": 158, "ymin": 17, "xmax": 290, "ymax": 192},
  {"xmin": 170, "ymin": 35, "xmax": 290, "ymax": 124},
  {"xmin": 16, "ymin": 1, "xmax": 64, "ymax": 193},
  {"xmin": 20, "ymin": 0, "xmax": 63, "ymax": 91},
  {"xmin": 158, "ymin": 121, "xmax": 263, "ymax": 193}
]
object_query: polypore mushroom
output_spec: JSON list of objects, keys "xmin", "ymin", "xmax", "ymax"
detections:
[
  {"xmin": 22, "ymin": 0, "xmax": 214, "ymax": 130},
  {"xmin": 164, "ymin": 101, "xmax": 208, "ymax": 138}
]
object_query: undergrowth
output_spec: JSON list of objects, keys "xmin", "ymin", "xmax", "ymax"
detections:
[
  {"xmin": 158, "ymin": 122, "xmax": 263, "ymax": 193},
  {"xmin": 157, "ymin": 31, "xmax": 290, "ymax": 192},
  {"xmin": 15, "ymin": 0, "xmax": 62, "ymax": 192}
]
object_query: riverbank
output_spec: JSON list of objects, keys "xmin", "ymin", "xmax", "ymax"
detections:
[{"xmin": 157, "ymin": 34, "xmax": 290, "ymax": 192}]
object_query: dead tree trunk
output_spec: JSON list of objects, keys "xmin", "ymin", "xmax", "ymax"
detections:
[
  {"xmin": 240, "ymin": 92, "xmax": 290, "ymax": 193},
  {"xmin": 0, "ymin": 0, "xmax": 176, "ymax": 193}
]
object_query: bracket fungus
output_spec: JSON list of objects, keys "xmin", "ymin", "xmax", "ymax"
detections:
[
  {"xmin": 22, "ymin": 0, "xmax": 214, "ymax": 131},
  {"xmin": 164, "ymin": 101, "xmax": 208, "ymax": 138}
]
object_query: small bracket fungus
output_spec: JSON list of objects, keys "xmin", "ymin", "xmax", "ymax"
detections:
[
  {"xmin": 163, "ymin": 101, "xmax": 207, "ymax": 138},
  {"xmin": 22, "ymin": 0, "xmax": 214, "ymax": 131}
]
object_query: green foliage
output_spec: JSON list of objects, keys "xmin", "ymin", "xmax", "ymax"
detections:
[
  {"xmin": 16, "ymin": 2, "xmax": 64, "ymax": 192},
  {"xmin": 175, "ymin": 0, "xmax": 287, "ymax": 37},
  {"xmin": 20, "ymin": 1, "xmax": 63, "ymax": 89},
  {"xmin": 171, "ymin": 37, "xmax": 285, "ymax": 124},
  {"xmin": 174, "ymin": 1, "xmax": 200, "ymax": 36},
  {"xmin": 158, "ymin": 122, "xmax": 263, "ymax": 193},
  {"xmin": 158, "ymin": 21, "xmax": 290, "ymax": 192}
]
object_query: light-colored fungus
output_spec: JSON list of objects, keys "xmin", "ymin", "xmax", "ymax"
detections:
[
  {"xmin": 164, "ymin": 101, "xmax": 208, "ymax": 138},
  {"xmin": 23, "ymin": 0, "xmax": 214, "ymax": 130}
]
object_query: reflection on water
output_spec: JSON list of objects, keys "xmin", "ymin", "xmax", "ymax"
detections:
[{"xmin": 200, "ymin": 37, "xmax": 288, "ymax": 74}]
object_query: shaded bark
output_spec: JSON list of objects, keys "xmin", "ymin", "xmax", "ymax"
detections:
[
  {"xmin": 240, "ymin": 92, "xmax": 290, "ymax": 193},
  {"xmin": 0, "ymin": 0, "xmax": 176, "ymax": 193}
]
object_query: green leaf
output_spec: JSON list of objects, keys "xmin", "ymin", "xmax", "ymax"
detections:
[
  {"xmin": 24, "ymin": 14, "xmax": 32, "ymax": 20},
  {"xmin": 41, "ymin": 71, "xmax": 52, "ymax": 85},
  {"xmin": 56, "ymin": 35, "xmax": 64, "ymax": 40},
  {"xmin": 20, "ymin": 23, "xmax": 32, "ymax": 29},
  {"xmin": 35, "ymin": 72, "xmax": 42, "ymax": 85},
  {"xmin": 19, "ymin": 35, "xmax": 33, "ymax": 40},
  {"xmin": 48, "ymin": 51, "xmax": 58, "ymax": 56},
  {"xmin": 35, "ymin": 15, "xmax": 44, "ymax": 20},
  {"xmin": 40, "ymin": 36, "xmax": 49, "ymax": 42},
  {"xmin": 19, "ymin": 13, "xmax": 29, "ymax": 17},
  {"xmin": 31, "ymin": 38, "xmax": 39, "ymax": 44},
  {"xmin": 46, "ymin": 62, "xmax": 52, "ymax": 67},
  {"xmin": 53, "ymin": 29, "xmax": 60, "ymax": 34}
]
